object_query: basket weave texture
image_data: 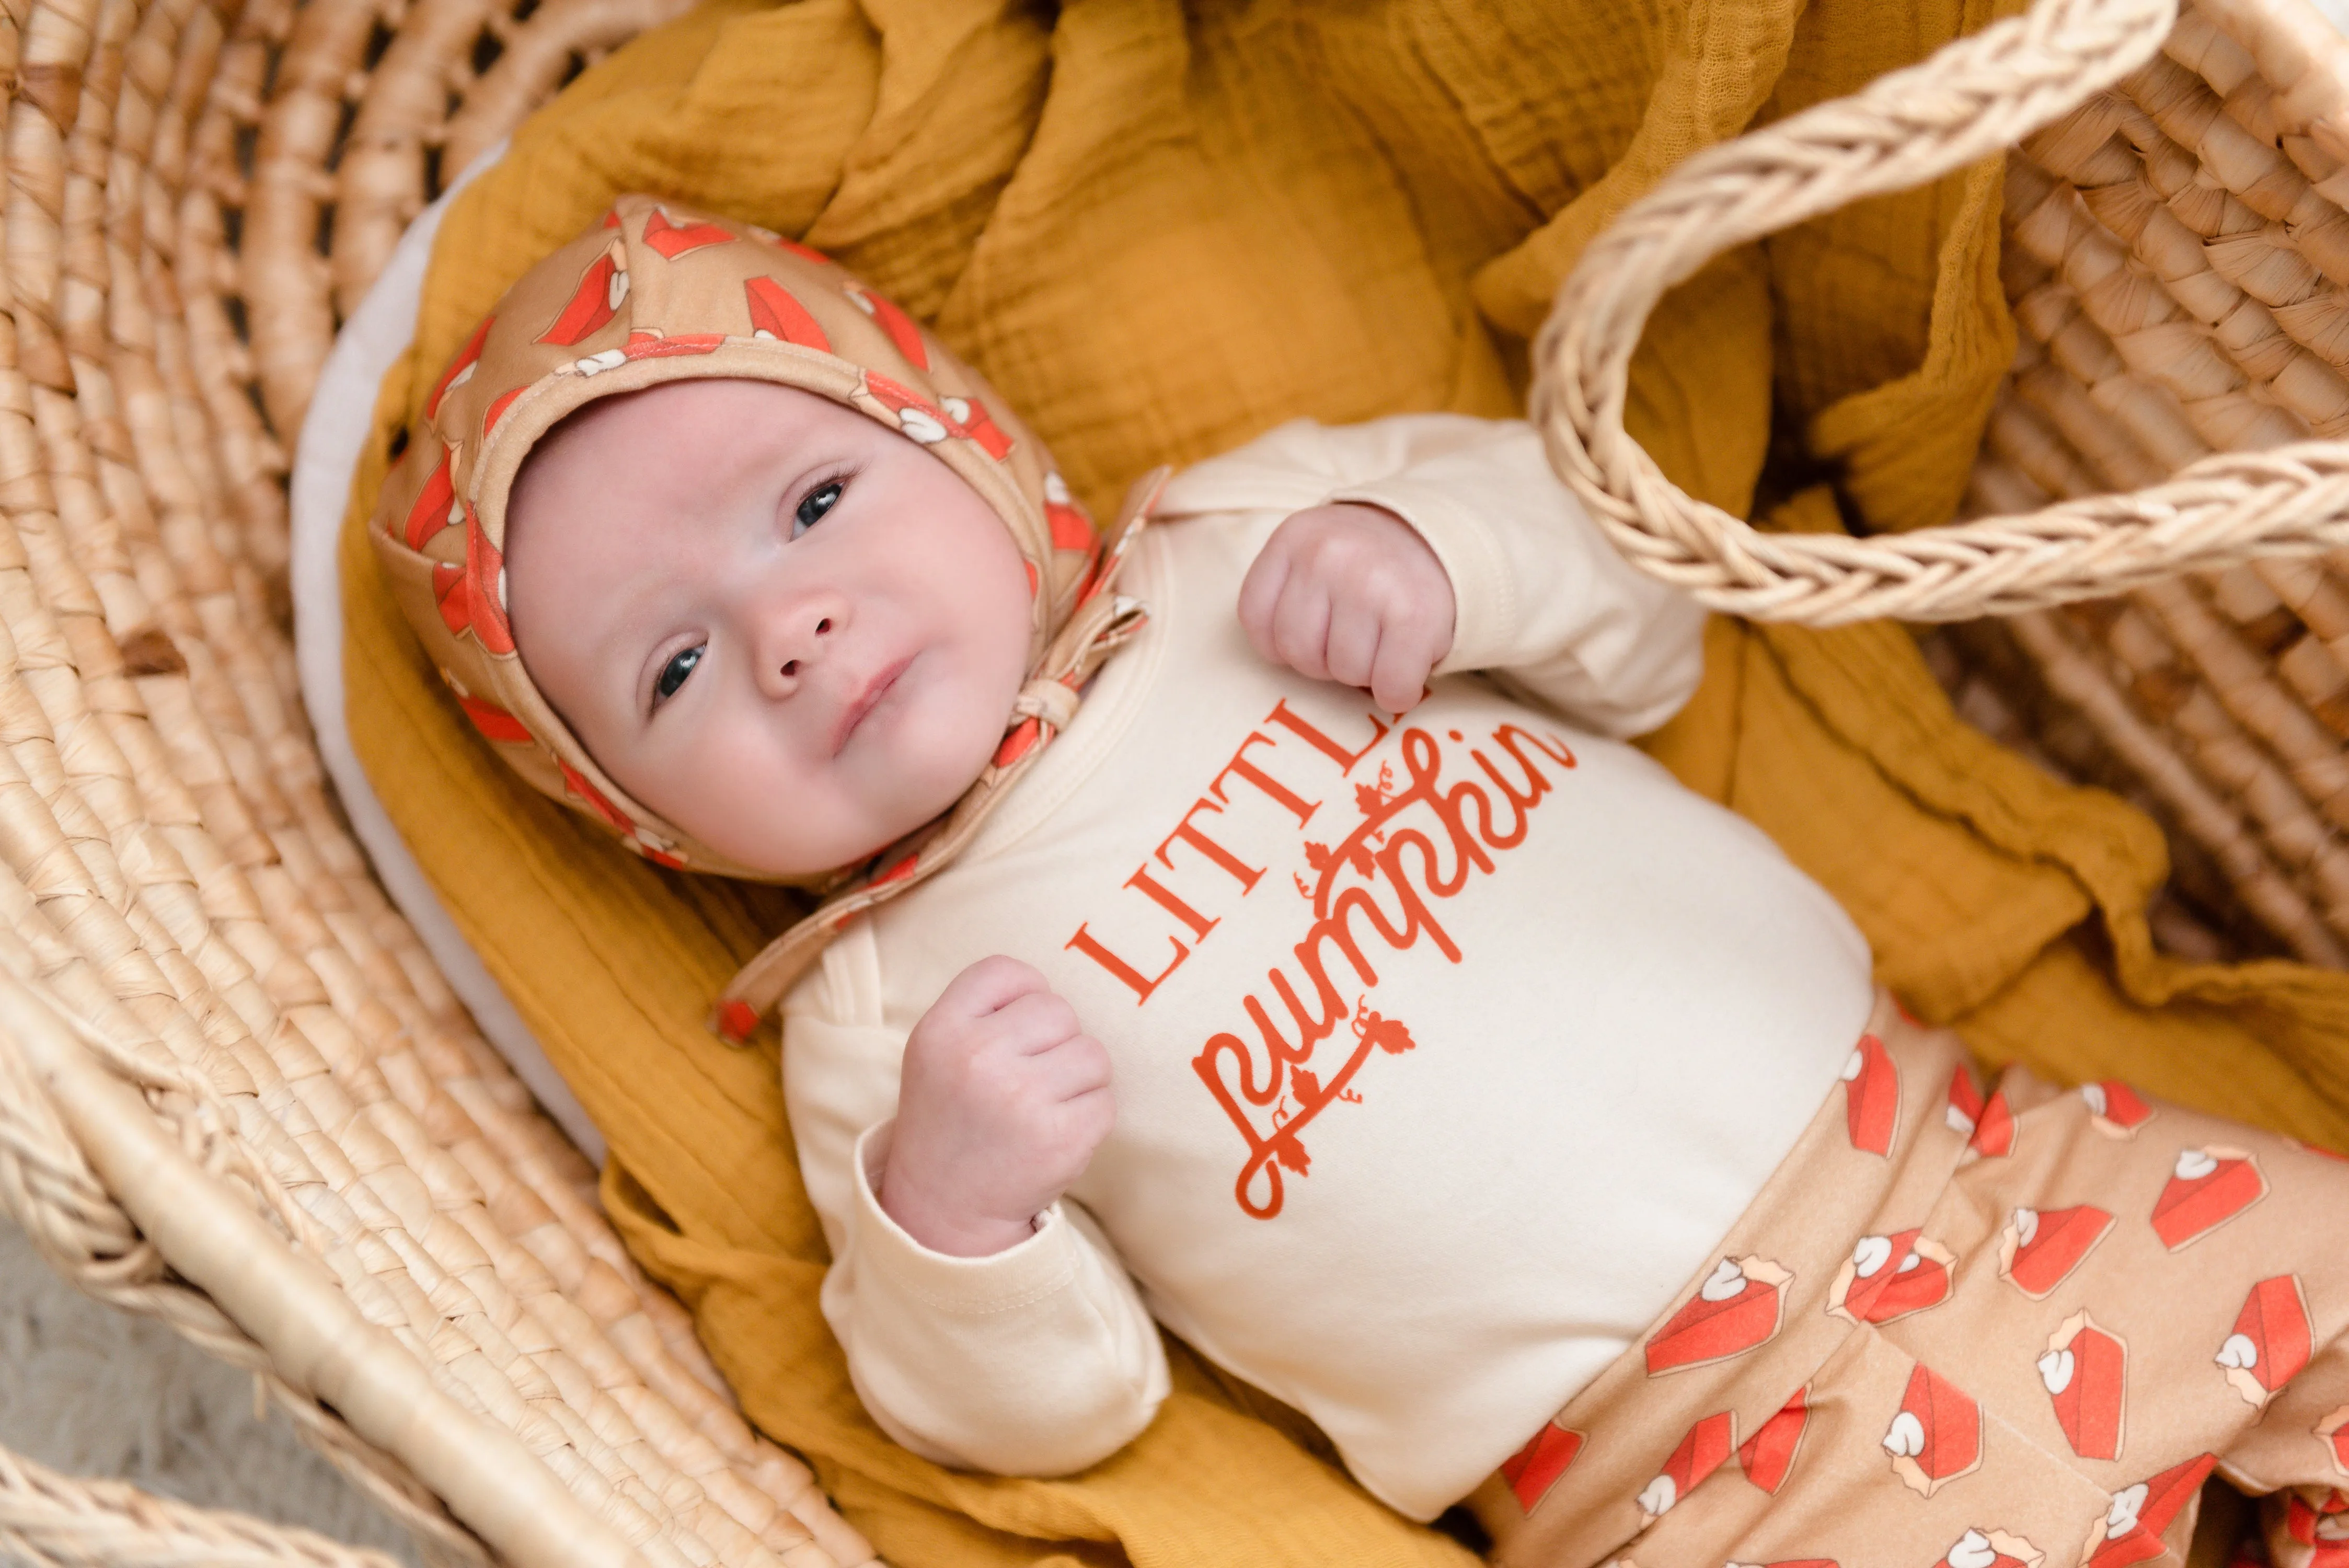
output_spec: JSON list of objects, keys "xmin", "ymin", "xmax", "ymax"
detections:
[
  {"xmin": 0, "ymin": 0, "xmax": 2344, "ymax": 1563},
  {"xmin": 1973, "ymin": 2, "xmax": 2349, "ymax": 969},
  {"xmin": 0, "ymin": 0, "xmax": 876, "ymax": 1559}
]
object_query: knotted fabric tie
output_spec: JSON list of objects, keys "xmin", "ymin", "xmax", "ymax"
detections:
[{"xmin": 712, "ymin": 468, "xmax": 1170, "ymax": 1041}]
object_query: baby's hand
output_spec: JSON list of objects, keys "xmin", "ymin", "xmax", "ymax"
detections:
[
  {"xmin": 1238, "ymin": 502, "xmax": 1456, "ymax": 713},
  {"xmin": 879, "ymin": 956, "xmax": 1115, "ymax": 1258}
]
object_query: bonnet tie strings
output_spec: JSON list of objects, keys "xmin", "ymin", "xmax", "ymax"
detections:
[{"xmin": 711, "ymin": 467, "xmax": 1171, "ymax": 1042}]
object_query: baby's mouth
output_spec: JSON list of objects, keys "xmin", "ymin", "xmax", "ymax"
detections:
[{"xmin": 830, "ymin": 654, "xmax": 913, "ymax": 757}]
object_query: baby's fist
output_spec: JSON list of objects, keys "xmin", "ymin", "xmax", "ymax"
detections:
[
  {"xmin": 1238, "ymin": 503, "xmax": 1456, "ymax": 713},
  {"xmin": 879, "ymin": 956, "xmax": 1115, "ymax": 1258}
]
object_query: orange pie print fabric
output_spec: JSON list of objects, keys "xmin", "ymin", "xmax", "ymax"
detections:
[{"xmin": 1475, "ymin": 994, "xmax": 2349, "ymax": 1568}]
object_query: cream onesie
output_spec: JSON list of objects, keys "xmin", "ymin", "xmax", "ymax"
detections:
[{"xmin": 780, "ymin": 413, "xmax": 1878, "ymax": 1521}]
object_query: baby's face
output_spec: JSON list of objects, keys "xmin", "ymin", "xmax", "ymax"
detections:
[{"xmin": 504, "ymin": 378, "xmax": 1034, "ymax": 877}]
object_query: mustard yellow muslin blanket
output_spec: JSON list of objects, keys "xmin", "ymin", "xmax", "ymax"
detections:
[{"xmin": 338, "ymin": 0, "xmax": 2349, "ymax": 1561}]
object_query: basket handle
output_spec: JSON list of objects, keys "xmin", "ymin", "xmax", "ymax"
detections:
[
  {"xmin": 1530, "ymin": 0, "xmax": 2349, "ymax": 625},
  {"xmin": 0, "ymin": 1440, "xmax": 408, "ymax": 1568}
]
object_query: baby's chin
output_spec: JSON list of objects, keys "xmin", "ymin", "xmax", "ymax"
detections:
[
  {"xmin": 708, "ymin": 731, "xmax": 999, "ymax": 879},
  {"xmin": 849, "ymin": 721, "xmax": 1003, "ymax": 841},
  {"xmin": 844, "ymin": 659, "xmax": 1017, "ymax": 817}
]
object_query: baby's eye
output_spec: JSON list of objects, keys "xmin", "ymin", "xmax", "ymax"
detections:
[
  {"xmin": 793, "ymin": 480, "xmax": 845, "ymax": 537},
  {"xmin": 655, "ymin": 645, "xmax": 703, "ymax": 703}
]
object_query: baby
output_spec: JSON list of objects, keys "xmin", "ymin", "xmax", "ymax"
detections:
[{"xmin": 375, "ymin": 197, "xmax": 2349, "ymax": 1568}]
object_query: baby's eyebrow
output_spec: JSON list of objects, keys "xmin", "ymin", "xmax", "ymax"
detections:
[{"xmin": 574, "ymin": 576, "xmax": 683, "ymax": 718}]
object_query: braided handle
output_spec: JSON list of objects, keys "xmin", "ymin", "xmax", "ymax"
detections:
[{"xmin": 1532, "ymin": 0, "xmax": 2349, "ymax": 624}]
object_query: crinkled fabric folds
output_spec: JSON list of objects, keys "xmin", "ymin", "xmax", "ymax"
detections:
[{"xmin": 338, "ymin": 0, "xmax": 2349, "ymax": 1561}]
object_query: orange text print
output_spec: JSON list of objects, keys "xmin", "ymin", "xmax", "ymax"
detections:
[{"xmin": 1192, "ymin": 720, "xmax": 1577, "ymax": 1217}]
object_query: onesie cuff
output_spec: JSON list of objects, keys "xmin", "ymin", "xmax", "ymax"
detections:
[
  {"xmin": 1323, "ymin": 478, "xmax": 1518, "ymax": 677},
  {"xmin": 849, "ymin": 1121, "xmax": 1086, "ymax": 1315}
]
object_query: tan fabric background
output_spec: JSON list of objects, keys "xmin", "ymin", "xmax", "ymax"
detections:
[{"xmin": 337, "ymin": 0, "xmax": 2349, "ymax": 1561}]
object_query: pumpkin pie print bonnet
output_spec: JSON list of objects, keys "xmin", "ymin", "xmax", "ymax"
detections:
[{"xmin": 371, "ymin": 194, "xmax": 1160, "ymax": 1040}]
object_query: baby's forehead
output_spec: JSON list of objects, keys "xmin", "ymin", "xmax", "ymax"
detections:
[
  {"xmin": 513, "ymin": 378, "xmax": 856, "ymax": 524},
  {"xmin": 537, "ymin": 376, "xmax": 848, "ymax": 463}
]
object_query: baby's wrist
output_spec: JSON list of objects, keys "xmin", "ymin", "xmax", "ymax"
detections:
[{"xmin": 876, "ymin": 1163, "xmax": 1041, "ymax": 1259}]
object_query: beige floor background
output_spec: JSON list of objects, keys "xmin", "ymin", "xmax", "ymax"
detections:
[{"xmin": 0, "ymin": 1220, "xmax": 420, "ymax": 1563}]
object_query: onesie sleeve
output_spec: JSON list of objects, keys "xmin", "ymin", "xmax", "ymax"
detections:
[
  {"xmin": 782, "ymin": 931, "xmax": 1170, "ymax": 1476},
  {"xmin": 1175, "ymin": 414, "xmax": 1708, "ymax": 738}
]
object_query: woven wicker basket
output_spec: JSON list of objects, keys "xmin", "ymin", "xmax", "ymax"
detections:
[
  {"xmin": 1536, "ymin": 0, "xmax": 2349, "ymax": 971},
  {"xmin": 0, "ymin": 0, "xmax": 2341, "ymax": 1561}
]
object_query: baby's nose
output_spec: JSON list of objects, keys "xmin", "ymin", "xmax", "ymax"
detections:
[
  {"xmin": 755, "ymin": 592, "xmax": 848, "ymax": 693},
  {"xmin": 779, "ymin": 616, "xmax": 831, "ymax": 679}
]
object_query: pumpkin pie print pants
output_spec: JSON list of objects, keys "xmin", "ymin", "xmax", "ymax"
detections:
[{"xmin": 1469, "ymin": 992, "xmax": 2349, "ymax": 1568}]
